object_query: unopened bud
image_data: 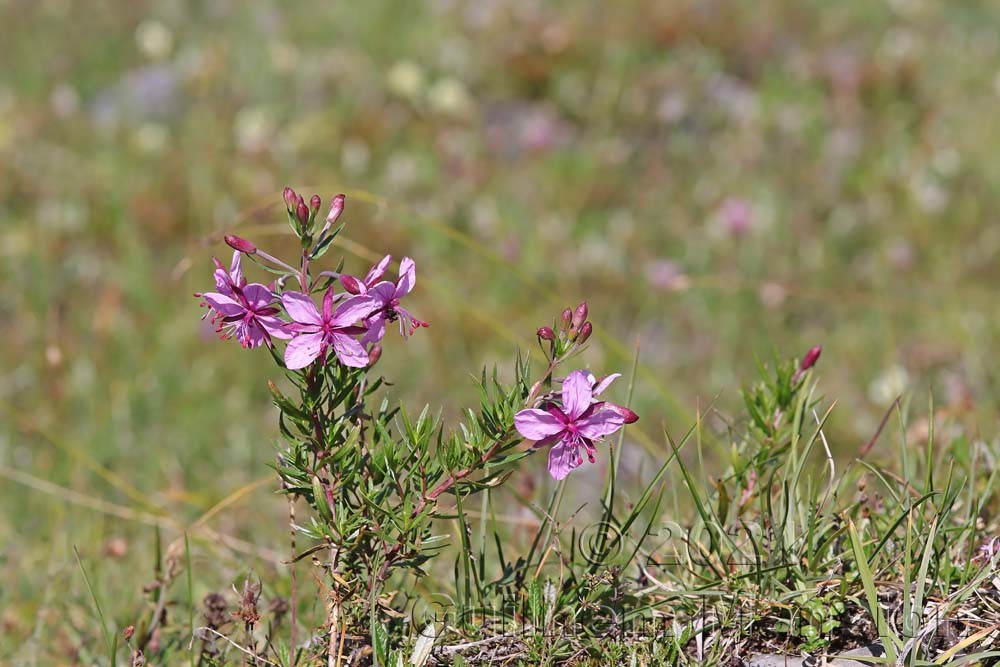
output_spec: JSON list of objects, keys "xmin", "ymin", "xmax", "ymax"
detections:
[
  {"xmin": 124, "ymin": 625, "xmax": 135, "ymax": 641},
  {"xmin": 536, "ymin": 326, "xmax": 555, "ymax": 341},
  {"xmin": 576, "ymin": 321, "xmax": 592, "ymax": 344},
  {"xmin": 571, "ymin": 301, "xmax": 588, "ymax": 329},
  {"xmin": 309, "ymin": 194, "xmax": 322, "ymax": 219},
  {"xmin": 792, "ymin": 345, "xmax": 822, "ymax": 383},
  {"xmin": 607, "ymin": 403, "xmax": 639, "ymax": 424},
  {"xmin": 340, "ymin": 275, "xmax": 363, "ymax": 294},
  {"xmin": 224, "ymin": 235, "xmax": 257, "ymax": 254},
  {"xmin": 799, "ymin": 345, "xmax": 822, "ymax": 372},
  {"xmin": 295, "ymin": 202, "xmax": 310, "ymax": 227},
  {"xmin": 282, "ymin": 186, "xmax": 297, "ymax": 211},
  {"xmin": 327, "ymin": 194, "xmax": 345, "ymax": 224},
  {"xmin": 368, "ymin": 344, "xmax": 382, "ymax": 366},
  {"xmin": 559, "ymin": 308, "xmax": 573, "ymax": 332}
]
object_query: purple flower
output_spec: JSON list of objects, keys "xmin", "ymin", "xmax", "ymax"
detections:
[
  {"xmin": 514, "ymin": 370, "xmax": 631, "ymax": 480},
  {"xmin": 341, "ymin": 256, "xmax": 427, "ymax": 345},
  {"xmin": 198, "ymin": 254, "xmax": 291, "ymax": 349},
  {"xmin": 282, "ymin": 288, "xmax": 378, "ymax": 369}
]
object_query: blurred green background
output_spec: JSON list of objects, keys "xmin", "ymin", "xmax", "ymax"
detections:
[{"xmin": 4, "ymin": 0, "xmax": 1000, "ymax": 659}]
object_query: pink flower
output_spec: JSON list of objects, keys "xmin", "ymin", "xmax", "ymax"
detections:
[
  {"xmin": 514, "ymin": 370, "xmax": 632, "ymax": 480},
  {"xmin": 341, "ymin": 256, "xmax": 427, "ymax": 345},
  {"xmin": 197, "ymin": 253, "xmax": 291, "ymax": 349},
  {"xmin": 197, "ymin": 252, "xmax": 290, "ymax": 348},
  {"xmin": 717, "ymin": 197, "xmax": 754, "ymax": 237},
  {"xmin": 281, "ymin": 288, "xmax": 378, "ymax": 369}
]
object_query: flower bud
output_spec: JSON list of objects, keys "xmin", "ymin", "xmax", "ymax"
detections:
[
  {"xmin": 282, "ymin": 186, "xmax": 297, "ymax": 211},
  {"xmin": 536, "ymin": 326, "xmax": 555, "ymax": 341},
  {"xmin": 224, "ymin": 235, "xmax": 257, "ymax": 254},
  {"xmin": 309, "ymin": 194, "xmax": 322, "ymax": 219},
  {"xmin": 799, "ymin": 345, "xmax": 822, "ymax": 372},
  {"xmin": 340, "ymin": 274, "xmax": 363, "ymax": 294},
  {"xmin": 124, "ymin": 625, "xmax": 135, "ymax": 641},
  {"xmin": 368, "ymin": 344, "xmax": 382, "ymax": 366},
  {"xmin": 607, "ymin": 403, "xmax": 639, "ymax": 424},
  {"xmin": 295, "ymin": 201, "xmax": 310, "ymax": 228},
  {"xmin": 576, "ymin": 321, "xmax": 592, "ymax": 344},
  {"xmin": 559, "ymin": 308, "xmax": 573, "ymax": 332},
  {"xmin": 327, "ymin": 194, "xmax": 345, "ymax": 224},
  {"xmin": 792, "ymin": 345, "xmax": 822, "ymax": 383},
  {"xmin": 571, "ymin": 301, "xmax": 589, "ymax": 329}
]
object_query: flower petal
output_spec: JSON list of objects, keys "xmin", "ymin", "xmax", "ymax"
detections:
[
  {"xmin": 257, "ymin": 315, "xmax": 292, "ymax": 339},
  {"xmin": 367, "ymin": 281, "xmax": 397, "ymax": 306},
  {"xmin": 202, "ymin": 292, "xmax": 245, "ymax": 317},
  {"xmin": 229, "ymin": 251, "xmax": 244, "ymax": 287},
  {"xmin": 547, "ymin": 438, "xmax": 582, "ymax": 480},
  {"xmin": 241, "ymin": 322, "xmax": 267, "ymax": 348},
  {"xmin": 331, "ymin": 294, "xmax": 378, "ymax": 326},
  {"xmin": 284, "ymin": 331, "xmax": 325, "ymax": 370},
  {"xmin": 592, "ymin": 373, "xmax": 621, "ymax": 397},
  {"xmin": 575, "ymin": 409, "xmax": 625, "ymax": 440},
  {"xmin": 242, "ymin": 283, "xmax": 274, "ymax": 310},
  {"xmin": 365, "ymin": 255, "xmax": 392, "ymax": 285},
  {"xmin": 361, "ymin": 312, "xmax": 387, "ymax": 345},
  {"xmin": 514, "ymin": 409, "xmax": 566, "ymax": 441},
  {"xmin": 282, "ymin": 291, "xmax": 322, "ymax": 325},
  {"xmin": 322, "ymin": 286, "xmax": 336, "ymax": 322},
  {"xmin": 395, "ymin": 256, "xmax": 416, "ymax": 297},
  {"xmin": 561, "ymin": 370, "xmax": 593, "ymax": 421},
  {"xmin": 330, "ymin": 332, "xmax": 369, "ymax": 367}
]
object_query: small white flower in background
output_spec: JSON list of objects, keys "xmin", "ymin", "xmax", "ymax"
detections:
[
  {"xmin": 932, "ymin": 147, "xmax": 961, "ymax": 177},
  {"xmin": 387, "ymin": 60, "xmax": 425, "ymax": 99},
  {"xmin": 340, "ymin": 138, "xmax": 371, "ymax": 176},
  {"xmin": 869, "ymin": 365, "xmax": 910, "ymax": 405},
  {"xmin": 384, "ymin": 152, "xmax": 419, "ymax": 190},
  {"xmin": 135, "ymin": 20, "xmax": 173, "ymax": 61},
  {"xmin": 234, "ymin": 107, "xmax": 273, "ymax": 154},
  {"xmin": 909, "ymin": 171, "xmax": 949, "ymax": 214},
  {"xmin": 132, "ymin": 122, "xmax": 168, "ymax": 154},
  {"xmin": 50, "ymin": 83, "xmax": 80, "ymax": 118},
  {"xmin": 427, "ymin": 77, "xmax": 472, "ymax": 116}
]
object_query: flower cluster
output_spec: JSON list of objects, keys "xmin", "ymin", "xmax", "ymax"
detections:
[
  {"xmin": 196, "ymin": 188, "xmax": 426, "ymax": 369},
  {"xmin": 197, "ymin": 189, "xmax": 637, "ymax": 484}
]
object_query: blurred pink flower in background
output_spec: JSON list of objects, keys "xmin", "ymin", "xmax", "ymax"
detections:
[
  {"xmin": 643, "ymin": 259, "xmax": 689, "ymax": 292},
  {"xmin": 716, "ymin": 197, "xmax": 754, "ymax": 237}
]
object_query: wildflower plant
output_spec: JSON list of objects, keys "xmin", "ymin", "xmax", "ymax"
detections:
[{"xmin": 195, "ymin": 188, "xmax": 638, "ymax": 660}]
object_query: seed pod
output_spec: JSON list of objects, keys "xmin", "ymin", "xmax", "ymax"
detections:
[{"xmin": 312, "ymin": 476, "xmax": 332, "ymax": 521}]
